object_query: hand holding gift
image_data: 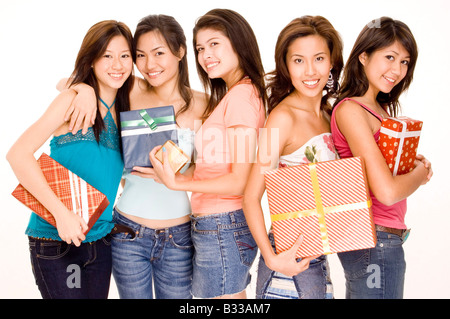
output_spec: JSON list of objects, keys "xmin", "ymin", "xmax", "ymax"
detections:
[
  {"xmin": 265, "ymin": 234, "xmax": 321, "ymax": 277},
  {"xmin": 53, "ymin": 207, "xmax": 88, "ymax": 246},
  {"xmin": 415, "ymin": 154, "xmax": 433, "ymax": 183},
  {"xmin": 149, "ymin": 144, "xmax": 183, "ymax": 191},
  {"xmin": 11, "ymin": 153, "xmax": 109, "ymax": 246},
  {"xmin": 264, "ymin": 157, "xmax": 376, "ymax": 258}
]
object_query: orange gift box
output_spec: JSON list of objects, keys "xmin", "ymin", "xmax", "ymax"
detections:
[
  {"xmin": 11, "ymin": 153, "xmax": 109, "ymax": 234},
  {"xmin": 378, "ymin": 117, "xmax": 422, "ymax": 176},
  {"xmin": 264, "ymin": 157, "xmax": 376, "ymax": 258}
]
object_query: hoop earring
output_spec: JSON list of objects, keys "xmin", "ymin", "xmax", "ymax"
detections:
[{"xmin": 326, "ymin": 71, "xmax": 334, "ymax": 89}]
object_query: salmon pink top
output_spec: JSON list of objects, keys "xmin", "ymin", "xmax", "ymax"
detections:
[
  {"xmin": 191, "ymin": 79, "xmax": 265, "ymax": 215},
  {"xmin": 330, "ymin": 98, "xmax": 407, "ymax": 229}
]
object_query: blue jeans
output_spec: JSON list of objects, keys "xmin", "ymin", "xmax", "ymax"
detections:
[
  {"xmin": 256, "ymin": 232, "xmax": 333, "ymax": 299},
  {"xmin": 28, "ymin": 235, "xmax": 112, "ymax": 299},
  {"xmin": 111, "ymin": 210, "xmax": 193, "ymax": 299},
  {"xmin": 191, "ymin": 209, "xmax": 258, "ymax": 298},
  {"xmin": 338, "ymin": 231, "xmax": 406, "ymax": 299}
]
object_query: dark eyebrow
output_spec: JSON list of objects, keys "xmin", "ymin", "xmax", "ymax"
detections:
[
  {"xmin": 196, "ymin": 37, "xmax": 221, "ymax": 47},
  {"xmin": 290, "ymin": 52, "xmax": 326, "ymax": 58},
  {"xmin": 386, "ymin": 50, "xmax": 410, "ymax": 59},
  {"xmin": 104, "ymin": 49, "xmax": 131, "ymax": 54},
  {"xmin": 136, "ymin": 46, "xmax": 165, "ymax": 53}
]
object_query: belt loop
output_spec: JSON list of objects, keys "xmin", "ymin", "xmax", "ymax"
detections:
[
  {"xmin": 138, "ymin": 226, "xmax": 145, "ymax": 238},
  {"xmin": 230, "ymin": 211, "xmax": 236, "ymax": 224}
]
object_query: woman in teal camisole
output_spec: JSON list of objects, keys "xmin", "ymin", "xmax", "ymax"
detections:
[
  {"xmin": 61, "ymin": 15, "xmax": 207, "ymax": 299},
  {"xmin": 7, "ymin": 20, "xmax": 134, "ymax": 299}
]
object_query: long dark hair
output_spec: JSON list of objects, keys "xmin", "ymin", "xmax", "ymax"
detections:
[
  {"xmin": 335, "ymin": 17, "xmax": 418, "ymax": 117},
  {"xmin": 69, "ymin": 20, "xmax": 134, "ymax": 142},
  {"xmin": 267, "ymin": 16, "xmax": 343, "ymax": 115},
  {"xmin": 134, "ymin": 14, "xmax": 192, "ymax": 118},
  {"xmin": 193, "ymin": 9, "xmax": 267, "ymax": 119}
]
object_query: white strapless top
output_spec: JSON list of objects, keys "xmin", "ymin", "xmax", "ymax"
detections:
[{"xmin": 279, "ymin": 133, "xmax": 339, "ymax": 168}]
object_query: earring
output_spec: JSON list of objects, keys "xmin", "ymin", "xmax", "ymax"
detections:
[{"xmin": 326, "ymin": 71, "xmax": 334, "ymax": 89}]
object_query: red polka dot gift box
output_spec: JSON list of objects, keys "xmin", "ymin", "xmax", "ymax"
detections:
[
  {"xmin": 378, "ymin": 117, "xmax": 422, "ymax": 176},
  {"xmin": 264, "ymin": 157, "xmax": 376, "ymax": 258},
  {"xmin": 11, "ymin": 153, "xmax": 109, "ymax": 235}
]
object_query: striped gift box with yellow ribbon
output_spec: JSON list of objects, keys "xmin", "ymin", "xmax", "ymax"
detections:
[{"xmin": 264, "ymin": 157, "xmax": 376, "ymax": 258}]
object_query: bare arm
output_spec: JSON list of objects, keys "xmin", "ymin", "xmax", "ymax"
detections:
[
  {"xmin": 243, "ymin": 109, "xmax": 318, "ymax": 276},
  {"xmin": 7, "ymin": 90, "xmax": 88, "ymax": 246},
  {"xmin": 57, "ymin": 77, "xmax": 97, "ymax": 135},
  {"xmin": 335, "ymin": 100, "xmax": 431, "ymax": 206}
]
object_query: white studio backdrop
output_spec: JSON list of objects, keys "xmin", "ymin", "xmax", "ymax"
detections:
[{"xmin": 0, "ymin": 0, "xmax": 448, "ymax": 299}]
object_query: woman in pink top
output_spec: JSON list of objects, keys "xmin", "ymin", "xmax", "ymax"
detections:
[
  {"xmin": 150, "ymin": 9, "xmax": 266, "ymax": 299},
  {"xmin": 330, "ymin": 17, "xmax": 432, "ymax": 298}
]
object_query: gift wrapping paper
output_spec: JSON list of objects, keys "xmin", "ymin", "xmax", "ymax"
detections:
[
  {"xmin": 120, "ymin": 105, "xmax": 178, "ymax": 169},
  {"xmin": 155, "ymin": 140, "xmax": 190, "ymax": 173},
  {"xmin": 11, "ymin": 153, "xmax": 109, "ymax": 234},
  {"xmin": 264, "ymin": 157, "xmax": 376, "ymax": 258},
  {"xmin": 378, "ymin": 116, "xmax": 422, "ymax": 176}
]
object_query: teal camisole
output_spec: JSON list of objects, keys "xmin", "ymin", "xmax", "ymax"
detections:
[
  {"xmin": 115, "ymin": 128, "xmax": 194, "ymax": 220},
  {"xmin": 25, "ymin": 100, "xmax": 124, "ymax": 242}
]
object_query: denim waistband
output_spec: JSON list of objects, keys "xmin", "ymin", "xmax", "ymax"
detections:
[
  {"xmin": 190, "ymin": 209, "xmax": 247, "ymax": 225},
  {"xmin": 113, "ymin": 209, "xmax": 191, "ymax": 237}
]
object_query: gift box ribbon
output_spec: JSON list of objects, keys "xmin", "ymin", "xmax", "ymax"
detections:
[
  {"xmin": 68, "ymin": 170, "xmax": 90, "ymax": 224},
  {"xmin": 270, "ymin": 162, "xmax": 372, "ymax": 254},
  {"xmin": 120, "ymin": 110, "xmax": 175, "ymax": 130}
]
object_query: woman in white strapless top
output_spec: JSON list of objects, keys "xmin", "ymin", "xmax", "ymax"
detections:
[{"xmin": 243, "ymin": 16, "xmax": 344, "ymax": 299}]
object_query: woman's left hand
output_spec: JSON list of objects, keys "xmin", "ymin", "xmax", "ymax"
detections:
[{"xmin": 130, "ymin": 166, "xmax": 162, "ymax": 183}]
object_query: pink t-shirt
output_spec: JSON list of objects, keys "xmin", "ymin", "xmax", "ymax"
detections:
[
  {"xmin": 191, "ymin": 79, "xmax": 265, "ymax": 215},
  {"xmin": 330, "ymin": 98, "xmax": 407, "ymax": 229}
]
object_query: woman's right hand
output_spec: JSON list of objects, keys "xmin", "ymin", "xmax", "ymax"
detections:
[
  {"xmin": 63, "ymin": 85, "xmax": 97, "ymax": 135},
  {"xmin": 265, "ymin": 234, "xmax": 320, "ymax": 277},
  {"xmin": 54, "ymin": 209, "xmax": 89, "ymax": 246}
]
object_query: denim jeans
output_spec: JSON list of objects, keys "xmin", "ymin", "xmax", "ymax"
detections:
[
  {"xmin": 255, "ymin": 232, "xmax": 333, "ymax": 299},
  {"xmin": 190, "ymin": 209, "xmax": 258, "ymax": 298},
  {"xmin": 28, "ymin": 235, "xmax": 112, "ymax": 299},
  {"xmin": 338, "ymin": 230, "xmax": 406, "ymax": 299},
  {"xmin": 111, "ymin": 210, "xmax": 193, "ymax": 299}
]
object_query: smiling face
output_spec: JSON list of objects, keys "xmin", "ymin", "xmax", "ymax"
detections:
[
  {"xmin": 195, "ymin": 28, "xmax": 243, "ymax": 88},
  {"xmin": 93, "ymin": 35, "xmax": 133, "ymax": 94},
  {"xmin": 135, "ymin": 30, "xmax": 184, "ymax": 88},
  {"xmin": 286, "ymin": 35, "xmax": 332, "ymax": 99},
  {"xmin": 360, "ymin": 41, "xmax": 410, "ymax": 95}
]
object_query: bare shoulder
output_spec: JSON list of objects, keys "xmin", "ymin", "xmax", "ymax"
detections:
[
  {"xmin": 334, "ymin": 98, "xmax": 366, "ymax": 118},
  {"xmin": 266, "ymin": 102, "xmax": 295, "ymax": 129},
  {"xmin": 190, "ymin": 89, "xmax": 209, "ymax": 114}
]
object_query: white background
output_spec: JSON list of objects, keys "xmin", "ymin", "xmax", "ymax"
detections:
[{"xmin": 1, "ymin": 0, "xmax": 449, "ymax": 299}]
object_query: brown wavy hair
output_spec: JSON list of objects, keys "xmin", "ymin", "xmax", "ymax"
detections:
[
  {"xmin": 134, "ymin": 14, "xmax": 192, "ymax": 118},
  {"xmin": 192, "ymin": 9, "xmax": 267, "ymax": 119},
  {"xmin": 335, "ymin": 17, "xmax": 418, "ymax": 117},
  {"xmin": 267, "ymin": 16, "xmax": 343, "ymax": 115},
  {"xmin": 69, "ymin": 20, "xmax": 134, "ymax": 142}
]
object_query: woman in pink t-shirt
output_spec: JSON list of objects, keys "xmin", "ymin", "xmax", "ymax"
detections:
[
  {"xmin": 150, "ymin": 9, "xmax": 266, "ymax": 299},
  {"xmin": 330, "ymin": 17, "xmax": 432, "ymax": 298}
]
